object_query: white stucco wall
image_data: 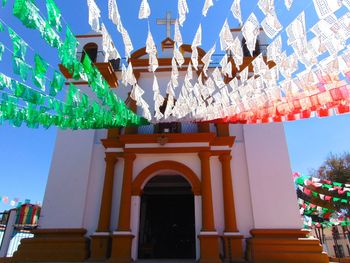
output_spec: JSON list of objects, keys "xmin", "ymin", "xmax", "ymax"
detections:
[
  {"xmin": 131, "ymin": 196, "xmax": 141, "ymax": 260},
  {"xmin": 82, "ymin": 130, "xmax": 107, "ymax": 235},
  {"xmin": 229, "ymin": 124, "xmax": 254, "ymax": 237},
  {"xmin": 243, "ymin": 123, "xmax": 302, "ymax": 229},
  {"xmin": 110, "ymin": 158, "xmax": 125, "ymax": 231},
  {"xmin": 39, "ymin": 129, "xmax": 95, "ymax": 229},
  {"xmin": 210, "ymin": 156, "xmax": 225, "ymax": 234}
]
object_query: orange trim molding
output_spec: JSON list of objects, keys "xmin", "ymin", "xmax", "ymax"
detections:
[
  {"xmin": 59, "ymin": 62, "xmax": 118, "ymax": 88},
  {"xmin": 102, "ymin": 132, "xmax": 235, "ymax": 148},
  {"xmin": 132, "ymin": 161, "xmax": 201, "ymax": 196},
  {"xmin": 76, "ymin": 34, "xmax": 102, "ymax": 38}
]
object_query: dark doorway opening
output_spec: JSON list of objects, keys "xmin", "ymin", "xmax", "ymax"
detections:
[
  {"xmin": 138, "ymin": 175, "xmax": 196, "ymax": 259},
  {"xmin": 81, "ymin": 43, "xmax": 98, "ymax": 63}
]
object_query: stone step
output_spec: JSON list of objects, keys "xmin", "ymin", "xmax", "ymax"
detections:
[
  {"xmin": 135, "ymin": 260, "xmax": 250, "ymax": 263},
  {"xmin": 136, "ymin": 260, "xmax": 196, "ymax": 263}
]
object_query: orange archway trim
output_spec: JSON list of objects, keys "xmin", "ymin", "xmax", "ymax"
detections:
[{"xmin": 132, "ymin": 161, "xmax": 201, "ymax": 196}]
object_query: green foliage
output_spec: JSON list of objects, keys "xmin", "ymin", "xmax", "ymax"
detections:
[
  {"xmin": 313, "ymin": 152, "xmax": 350, "ymax": 184},
  {"xmin": 311, "ymin": 152, "xmax": 350, "ymax": 216}
]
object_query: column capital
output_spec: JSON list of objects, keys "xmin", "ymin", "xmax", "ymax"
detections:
[
  {"xmin": 123, "ymin": 153, "xmax": 136, "ymax": 162},
  {"xmin": 198, "ymin": 151, "xmax": 211, "ymax": 160},
  {"xmin": 219, "ymin": 154, "xmax": 232, "ymax": 163},
  {"xmin": 104, "ymin": 153, "xmax": 118, "ymax": 165}
]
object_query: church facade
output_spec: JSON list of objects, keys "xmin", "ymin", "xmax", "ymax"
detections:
[{"xmin": 6, "ymin": 30, "xmax": 329, "ymax": 263}]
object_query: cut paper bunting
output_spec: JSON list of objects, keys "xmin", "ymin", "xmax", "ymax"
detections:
[
  {"xmin": 202, "ymin": 0, "xmax": 213, "ymax": 17},
  {"xmin": 87, "ymin": 0, "xmax": 101, "ymax": 32},
  {"xmin": 231, "ymin": 0, "xmax": 242, "ymax": 25},
  {"xmin": 178, "ymin": 0, "xmax": 189, "ymax": 27},
  {"xmin": 138, "ymin": 0, "xmax": 151, "ymax": 20}
]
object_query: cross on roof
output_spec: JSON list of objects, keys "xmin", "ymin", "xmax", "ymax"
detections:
[{"xmin": 156, "ymin": 11, "xmax": 176, "ymax": 39}]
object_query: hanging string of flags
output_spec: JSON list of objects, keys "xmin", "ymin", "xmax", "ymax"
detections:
[
  {"xmin": 299, "ymin": 199, "xmax": 350, "ymax": 228},
  {"xmin": 294, "ymin": 173, "xmax": 350, "ymax": 227},
  {"xmin": 1, "ymin": 196, "xmax": 38, "ymax": 208},
  {"xmin": 1, "ymin": 0, "xmax": 350, "ymax": 129},
  {"xmin": 0, "ymin": 0, "xmax": 146, "ymax": 129}
]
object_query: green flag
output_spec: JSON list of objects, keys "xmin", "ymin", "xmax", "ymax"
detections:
[
  {"xmin": 41, "ymin": 21, "xmax": 62, "ymax": 48},
  {"xmin": 58, "ymin": 26, "xmax": 78, "ymax": 72},
  {"xmin": 46, "ymin": 0, "xmax": 62, "ymax": 32},
  {"xmin": 0, "ymin": 73, "xmax": 11, "ymax": 90},
  {"xmin": 33, "ymin": 54, "xmax": 49, "ymax": 90},
  {"xmin": 13, "ymin": 0, "xmax": 45, "ymax": 30},
  {"xmin": 13, "ymin": 56, "xmax": 31, "ymax": 81},
  {"xmin": 14, "ymin": 82, "xmax": 26, "ymax": 97},
  {"xmin": 0, "ymin": 42, "xmax": 4, "ymax": 61},
  {"xmin": 49, "ymin": 71, "xmax": 65, "ymax": 96},
  {"xmin": 8, "ymin": 27, "xmax": 28, "ymax": 60}
]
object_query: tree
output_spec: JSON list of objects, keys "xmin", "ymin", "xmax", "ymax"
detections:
[{"xmin": 313, "ymin": 152, "xmax": 350, "ymax": 184}]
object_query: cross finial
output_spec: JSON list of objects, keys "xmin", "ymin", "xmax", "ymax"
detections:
[{"xmin": 156, "ymin": 11, "xmax": 176, "ymax": 39}]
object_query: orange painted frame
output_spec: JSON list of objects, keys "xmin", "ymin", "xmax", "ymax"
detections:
[{"xmin": 132, "ymin": 160, "xmax": 201, "ymax": 196}]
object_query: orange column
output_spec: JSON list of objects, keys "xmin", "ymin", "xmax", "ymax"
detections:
[
  {"xmin": 117, "ymin": 153, "xmax": 136, "ymax": 231},
  {"xmin": 90, "ymin": 152, "xmax": 117, "ymax": 261},
  {"xmin": 198, "ymin": 151, "xmax": 215, "ymax": 231},
  {"xmin": 198, "ymin": 151, "xmax": 221, "ymax": 263},
  {"xmin": 219, "ymin": 153, "xmax": 244, "ymax": 261},
  {"xmin": 219, "ymin": 154, "xmax": 238, "ymax": 232},
  {"xmin": 97, "ymin": 153, "xmax": 118, "ymax": 232},
  {"xmin": 110, "ymin": 153, "xmax": 136, "ymax": 263}
]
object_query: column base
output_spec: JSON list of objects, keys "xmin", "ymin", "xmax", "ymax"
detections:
[
  {"xmin": 108, "ymin": 232, "xmax": 134, "ymax": 263},
  {"xmin": 198, "ymin": 232, "xmax": 221, "ymax": 263},
  {"xmin": 222, "ymin": 232, "xmax": 245, "ymax": 262},
  {"xmin": 90, "ymin": 232, "xmax": 111, "ymax": 261},
  {"xmin": 11, "ymin": 228, "xmax": 90, "ymax": 262},
  {"xmin": 247, "ymin": 229, "xmax": 329, "ymax": 263}
]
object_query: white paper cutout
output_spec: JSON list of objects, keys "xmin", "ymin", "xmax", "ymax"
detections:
[
  {"xmin": 286, "ymin": 11, "xmax": 306, "ymax": 44},
  {"xmin": 138, "ymin": 0, "xmax": 151, "ymax": 19},
  {"xmin": 174, "ymin": 45, "xmax": 185, "ymax": 67},
  {"xmin": 202, "ymin": 0, "xmax": 214, "ymax": 17},
  {"xmin": 108, "ymin": 0, "xmax": 134, "ymax": 58},
  {"xmin": 201, "ymin": 44, "xmax": 216, "ymax": 76},
  {"xmin": 312, "ymin": 0, "xmax": 342, "ymax": 19},
  {"xmin": 219, "ymin": 19, "xmax": 234, "ymax": 51},
  {"xmin": 261, "ymin": 11, "xmax": 283, "ymax": 39},
  {"xmin": 178, "ymin": 0, "xmax": 189, "ymax": 27},
  {"xmin": 191, "ymin": 24, "xmax": 202, "ymax": 70},
  {"xmin": 146, "ymin": 30, "xmax": 159, "ymax": 72},
  {"xmin": 258, "ymin": 0, "xmax": 275, "ymax": 16},
  {"xmin": 230, "ymin": 0, "xmax": 242, "ymax": 25},
  {"xmin": 174, "ymin": 20, "xmax": 183, "ymax": 47},
  {"xmin": 108, "ymin": 0, "xmax": 122, "ymax": 32},
  {"xmin": 87, "ymin": 0, "xmax": 101, "ymax": 32},
  {"xmin": 230, "ymin": 37, "xmax": 243, "ymax": 69},
  {"xmin": 242, "ymin": 13, "xmax": 260, "ymax": 56},
  {"xmin": 285, "ymin": 0, "xmax": 293, "ymax": 10},
  {"xmin": 126, "ymin": 62, "xmax": 137, "ymax": 86},
  {"xmin": 152, "ymin": 75, "xmax": 164, "ymax": 120},
  {"xmin": 100, "ymin": 24, "xmax": 121, "ymax": 61}
]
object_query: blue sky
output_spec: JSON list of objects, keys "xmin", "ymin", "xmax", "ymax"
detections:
[{"xmin": 0, "ymin": 0, "xmax": 349, "ymax": 211}]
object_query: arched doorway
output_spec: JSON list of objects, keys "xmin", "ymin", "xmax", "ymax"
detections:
[
  {"xmin": 138, "ymin": 175, "xmax": 196, "ymax": 259},
  {"xmin": 81, "ymin": 43, "xmax": 98, "ymax": 63}
]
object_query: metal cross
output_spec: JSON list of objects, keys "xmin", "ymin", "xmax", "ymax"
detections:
[{"xmin": 156, "ymin": 11, "xmax": 176, "ymax": 39}]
